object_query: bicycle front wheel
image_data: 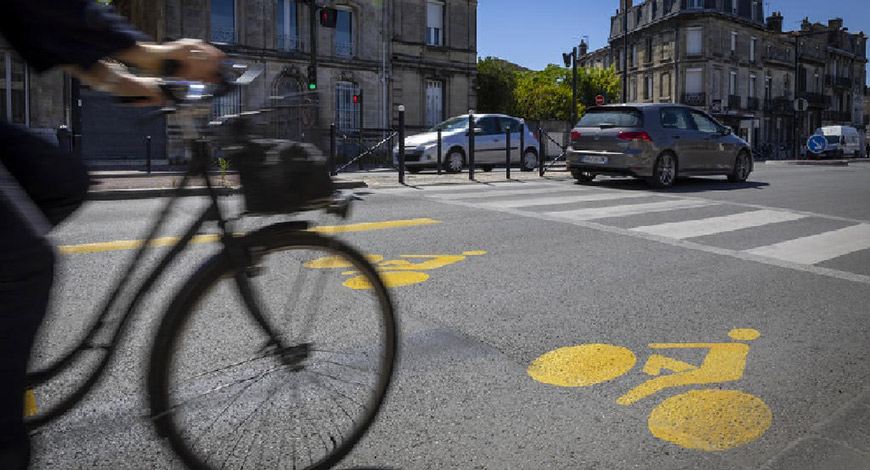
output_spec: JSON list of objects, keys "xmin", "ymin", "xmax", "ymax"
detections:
[{"xmin": 148, "ymin": 226, "xmax": 396, "ymax": 470}]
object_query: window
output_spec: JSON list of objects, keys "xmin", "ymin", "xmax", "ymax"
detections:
[
  {"xmin": 749, "ymin": 74, "xmax": 756, "ymax": 98},
  {"xmin": 578, "ymin": 109, "xmax": 642, "ymax": 127},
  {"xmin": 277, "ymin": 0, "xmax": 298, "ymax": 51},
  {"xmin": 645, "ymin": 38, "xmax": 653, "ymax": 63},
  {"xmin": 335, "ymin": 82, "xmax": 359, "ymax": 130},
  {"xmin": 425, "ymin": 80, "xmax": 443, "ymax": 128},
  {"xmin": 426, "ymin": 1, "xmax": 444, "ymax": 46},
  {"xmin": 689, "ymin": 110, "xmax": 720, "ymax": 133},
  {"xmin": 731, "ymin": 31, "xmax": 738, "ymax": 53},
  {"xmin": 814, "ymin": 72, "xmax": 821, "ymax": 93},
  {"xmin": 630, "ymin": 78, "xmax": 637, "ymax": 101},
  {"xmin": 631, "ymin": 44, "xmax": 637, "ymax": 68},
  {"xmin": 750, "ymin": 37, "xmax": 756, "ymax": 61},
  {"xmin": 764, "ymin": 75, "xmax": 771, "ymax": 99},
  {"xmin": 688, "ymin": 0, "xmax": 704, "ymax": 9},
  {"xmin": 211, "ymin": 0, "xmax": 236, "ymax": 43},
  {"xmin": 335, "ymin": 8, "xmax": 354, "ymax": 57},
  {"xmin": 475, "ymin": 116, "xmax": 500, "ymax": 135},
  {"xmin": 686, "ymin": 68, "xmax": 703, "ymax": 94},
  {"xmin": 1, "ymin": 53, "xmax": 29, "ymax": 125},
  {"xmin": 687, "ymin": 27, "xmax": 703, "ymax": 55},
  {"xmin": 660, "ymin": 72, "xmax": 671, "ymax": 98},
  {"xmin": 660, "ymin": 107, "xmax": 693, "ymax": 130},
  {"xmin": 644, "ymin": 75, "xmax": 653, "ymax": 100},
  {"xmin": 661, "ymin": 34, "xmax": 671, "ymax": 60},
  {"xmin": 784, "ymin": 75, "xmax": 790, "ymax": 98},
  {"xmin": 213, "ymin": 85, "xmax": 242, "ymax": 119},
  {"xmin": 729, "ymin": 71, "xmax": 737, "ymax": 95}
]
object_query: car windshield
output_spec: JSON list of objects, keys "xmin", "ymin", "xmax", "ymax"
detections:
[
  {"xmin": 577, "ymin": 109, "xmax": 642, "ymax": 128},
  {"xmin": 429, "ymin": 116, "xmax": 469, "ymax": 132},
  {"xmin": 825, "ymin": 136, "xmax": 840, "ymax": 144}
]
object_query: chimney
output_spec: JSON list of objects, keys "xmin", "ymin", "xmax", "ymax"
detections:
[
  {"xmin": 766, "ymin": 11, "xmax": 783, "ymax": 33},
  {"xmin": 828, "ymin": 18, "xmax": 843, "ymax": 30},
  {"xmin": 579, "ymin": 40, "xmax": 589, "ymax": 56}
]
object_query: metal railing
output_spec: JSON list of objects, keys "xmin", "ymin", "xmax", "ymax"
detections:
[
  {"xmin": 681, "ymin": 92, "xmax": 706, "ymax": 106},
  {"xmin": 822, "ymin": 110, "xmax": 852, "ymax": 123},
  {"xmin": 746, "ymin": 97, "xmax": 760, "ymax": 111},
  {"xmin": 277, "ymin": 35, "xmax": 302, "ymax": 52},
  {"xmin": 211, "ymin": 27, "xmax": 236, "ymax": 44},
  {"xmin": 728, "ymin": 95, "xmax": 742, "ymax": 110},
  {"xmin": 330, "ymin": 126, "xmax": 398, "ymax": 174}
]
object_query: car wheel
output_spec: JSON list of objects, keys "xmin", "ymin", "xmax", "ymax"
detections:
[
  {"xmin": 443, "ymin": 149, "xmax": 464, "ymax": 173},
  {"xmin": 520, "ymin": 149, "xmax": 538, "ymax": 172},
  {"xmin": 481, "ymin": 165, "xmax": 493, "ymax": 172},
  {"xmin": 571, "ymin": 168, "xmax": 595, "ymax": 183},
  {"xmin": 727, "ymin": 151, "xmax": 752, "ymax": 183},
  {"xmin": 647, "ymin": 153, "xmax": 677, "ymax": 188}
]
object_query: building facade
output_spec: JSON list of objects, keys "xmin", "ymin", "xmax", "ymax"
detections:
[
  {"xmin": 0, "ymin": 0, "xmax": 478, "ymax": 161},
  {"xmin": 579, "ymin": 0, "xmax": 868, "ymax": 156}
]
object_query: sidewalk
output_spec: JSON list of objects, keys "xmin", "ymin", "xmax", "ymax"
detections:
[{"xmin": 86, "ymin": 165, "xmax": 573, "ymax": 200}]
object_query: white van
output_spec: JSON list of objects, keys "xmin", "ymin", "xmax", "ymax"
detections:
[{"xmin": 813, "ymin": 126, "xmax": 862, "ymax": 158}]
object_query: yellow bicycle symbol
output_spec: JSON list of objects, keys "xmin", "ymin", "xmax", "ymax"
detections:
[
  {"xmin": 528, "ymin": 329, "xmax": 772, "ymax": 451},
  {"xmin": 304, "ymin": 251, "xmax": 486, "ymax": 289}
]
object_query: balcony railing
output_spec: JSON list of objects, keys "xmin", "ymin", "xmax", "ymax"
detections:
[
  {"xmin": 822, "ymin": 110, "xmax": 852, "ymax": 122},
  {"xmin": 764, "ymin": 97, "xmax": 794, "ymax": 114},
  {"xmin": 681, "ymin": 92, "xmax": 706, "ymax": 107},
  {"xmin": 211, "ymin": 27, "xmax": 236, "ymax": 44},
  {"xmin": 728, "ymin": 94, "xmax": 742, "ymax": 110},
  {"xmin": 277, "ymin": 35, "xmax": 302, "ymax": 52},
  {"xmin": 803, "ymin": 92, "xmax": 829, "ymax": 108},
  {"xmin": 824, "ymin": 75, "xmax": 852, "ymax": 89},
  {"xmin": 746, "ymin": 97, "xmax": 760, "ymax": 111},
  {"xmin": 335, "ymin": 41, "xmax": 354, "ymax": 58}
]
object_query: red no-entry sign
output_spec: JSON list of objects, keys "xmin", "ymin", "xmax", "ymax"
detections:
[{"xmin": 595, "ymin": 95, "xmax": 605, "ymax": 106}]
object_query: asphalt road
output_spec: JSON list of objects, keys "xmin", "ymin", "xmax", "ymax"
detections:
[{"xmin": 28, "ymin": 162, "xmax": 870, "ymax": 469}]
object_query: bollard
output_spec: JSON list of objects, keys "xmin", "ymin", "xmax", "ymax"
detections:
[
  {"xmin": 468, "ymin": 111, "xmax": 475, "ymax": 180},
  {"xmin": 437, "ymin": 128, "xmax": 442, "ymax": 175},
  {"xmin": 398, "ymin": 105, "xmax": 405, "ymax": 184},
  {"xmin": 329, "ymin": 124, "xmax": 337, "ymax": 176},
  {"xmin": 505, "ymin": 128, "xmax": 511, "ymax": 180},
  {"xmin": 56, "ymin": 125, "xmax": 71, "ymax": 156},
  {"xmin": 145, "ymin": 136, "xmax": 152, "ymax": 174},
  {"xmin": 520, "ymin": 119, "xmax": 525, "ymax": 173},
  {"xmin": 538, "ymin": 128, "xmax": 545, "ymax": 177}
]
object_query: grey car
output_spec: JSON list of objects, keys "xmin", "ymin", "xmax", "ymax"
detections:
[
  {"xmin": 393, "ymin": 114, "xmax": 540, "ymax": 173},
  {"xmin": 566, "ymin": 104, "xmax": 753, "ymax": 188}
]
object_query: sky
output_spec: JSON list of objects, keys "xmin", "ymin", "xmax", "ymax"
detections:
[{"xmin": 477, "ymin": 0, "xmax": 870, "ymax": 85}]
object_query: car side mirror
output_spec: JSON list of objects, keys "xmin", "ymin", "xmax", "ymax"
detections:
[{"xmin": 720, "ymin": 126, "xmax": 732, "ymax": 136}]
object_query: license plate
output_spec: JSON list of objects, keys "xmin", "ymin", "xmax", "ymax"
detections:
[{"xmin": 581, "ymin": 155, "xmax": 608, "ymax": 164}]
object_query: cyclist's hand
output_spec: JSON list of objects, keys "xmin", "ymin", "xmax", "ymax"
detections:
[
  {"xmin": 158, "ymin": 39, "xmax": 225, "ymax": 83},
  {"xmin": 113, "ymin": 74, "xmax": 164, "ymax": 106}
]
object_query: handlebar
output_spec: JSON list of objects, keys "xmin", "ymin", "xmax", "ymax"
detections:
[{"xmin": 117, "ymin": 60, "xmax": 248, "ymax": 106}]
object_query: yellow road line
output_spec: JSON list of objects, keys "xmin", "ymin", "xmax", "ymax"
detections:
[{"xmin": 58, "ymin": 218, "xmax": 440, "ymax": 255}]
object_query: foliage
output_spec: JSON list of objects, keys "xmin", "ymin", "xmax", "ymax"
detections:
[
  {"xmin": 475, "ymin": 57, "xmax": 523, "ymax": 115},
  {"xmin": 514, "ymin": 63, "xmax": 622, "ymax": 124}
]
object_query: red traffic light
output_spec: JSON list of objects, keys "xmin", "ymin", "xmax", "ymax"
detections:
[
  {"xmin": 320, "ymin": 7, "xmax": 337, "ymax": 27},
  {"xmin": 352, "ymin": 94, "xmax": 360, "ymax": 104}
]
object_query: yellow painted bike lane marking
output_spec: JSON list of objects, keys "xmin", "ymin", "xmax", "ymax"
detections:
[
  {"xmin": 57, "ymin": 218, "xmax": 441, "ymax": 255},
  {"xmin": 528, "ymin": 329, "xmax": 772, "ymax": 451}
]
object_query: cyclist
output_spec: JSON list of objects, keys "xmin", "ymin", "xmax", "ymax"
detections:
[{"xmin": 0, "ymin": 2, "xmax": 223, "ymax": 468}]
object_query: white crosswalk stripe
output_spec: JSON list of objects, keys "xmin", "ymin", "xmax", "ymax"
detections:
[
  {"xmin": 544, "ymin": 199, "xmax": 717, "ymax": 221},
  {"xmin": 630, "ymin": 210, "xmax": 807, "ymax": 239},
  {"xmin": 430, "ymin": 186, "xmax": 574, "ymax": 200},
  {"xmin": 476, "ymin": 192, "xmax": 648, "ymax": 208},
  {"xmin": 744, "ymin": 224, "xmax": 870, "ymax": 265}
]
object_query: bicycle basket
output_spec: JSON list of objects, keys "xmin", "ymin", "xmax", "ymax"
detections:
[{"xmin": 233, "ymin": 139, "xmax": 334, "ymax": 214}]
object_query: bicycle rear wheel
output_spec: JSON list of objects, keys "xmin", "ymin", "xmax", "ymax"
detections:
[{"xmin": 148, "ymin": 225, "xmax": 396, "ymax": 470}]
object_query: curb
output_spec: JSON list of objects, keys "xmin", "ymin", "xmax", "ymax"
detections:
[
  {"xmin": 762, "ymin": 159, "xmax": 851, "ymax": 166},
  {"xmin": 87, "ymin": 181, "xmax": 367, "ymax": 201}
]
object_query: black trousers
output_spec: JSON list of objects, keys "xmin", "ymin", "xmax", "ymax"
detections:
[{"xmin": 0, "ymin": 122, "xmax": 89, "ymax": 449}]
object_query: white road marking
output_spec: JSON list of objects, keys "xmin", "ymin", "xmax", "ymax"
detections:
[
  {"xmin": 477, "ymin": 192, "xmax": 648, "ymax": 208},
  {"xmin": 744, "ymin": 224, "xmax": 870, "ymax": 265},
  {"xmin": 631, "ymin": 210, "xmax": 807, "ymax": 239},
  {"xmin": 545, "ymin": 199, "xmax": 717, "ymax": 220}
]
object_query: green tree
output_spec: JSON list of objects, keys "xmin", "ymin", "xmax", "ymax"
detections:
[
  {"xmin": 475, "ymin": 57, "xmax": 524, "ymax": 115},
  {"xmin": 577, "ymin": 65, "xmax": 622, "ymax": 109},
  {"xmin": 514, "ymin": 64, "xmax": 583, "ymax": 122}
]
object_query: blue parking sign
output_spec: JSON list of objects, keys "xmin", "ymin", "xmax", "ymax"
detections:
[{"xmin": 807, "ymin": 135, "xmax": 827, "ymax": 154}]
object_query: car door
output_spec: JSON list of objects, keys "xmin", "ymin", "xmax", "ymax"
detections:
[
  {"xmin": 659, "ymin": 107, "xmax": 700, "ymax": 171},
  {"xmin": 687, "ymin": 109, "xmax": 728, "ymax": 171},
  {"xmin": 473, "ymin": 116, "xmax": 502, "ymax": 164},
  {"xmin": 499, "ymin": 117, "xmax": 522, "ymax": 164}
]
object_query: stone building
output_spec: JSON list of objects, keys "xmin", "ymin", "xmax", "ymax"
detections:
[
  {"xmin": 1, "ymin": 0, "xmax": 478, "ymax": 162},
  {"xmin": 578, "ymin": 0, "xmax": 868, "ymax": 156}
]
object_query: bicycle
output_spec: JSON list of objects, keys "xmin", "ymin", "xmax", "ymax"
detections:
[{"xmin": 22, "ymin": 65, "xmax": 397, "ymax": 470}]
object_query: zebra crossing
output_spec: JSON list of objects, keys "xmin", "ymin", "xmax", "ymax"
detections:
[{"xmin": 377, "ymin": 181, "xmax": 870, "ymax": 284}]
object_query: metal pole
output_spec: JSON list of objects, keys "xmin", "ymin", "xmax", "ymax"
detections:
[
  {"xmin": 468, "ymin": 111, "xmax": 475, "ymax": 180},
  {"xmin": 794, "ymin": 34, "xmax": 800, "ymax": 160},
  {"xmin": 572, "ymin": 46, "xmax": 578, "ymax": 126},
  {"xmin": 358, "ymin": 89, "xmax": 364, "ymax": 170},
  {"xmin": 329, "ymin": 123, "xmax": 337, "ymax": 175},
  {"xmin": 505, "ymin": 128, "xmax": 511, "ymax": 180},
  {"xmin": 538, "ymin": 128, "xmax": 545, "ymax": 177},
  {"xmin": 398, "ymin": 105, "xmax": 405, "ymax": 184},
  {"xmin": 622, "ymin": 2, "xmax": 628, "ymax": 103},
  {"xmin": 437, "ymin": 128, "xmax": 442, "ymax": 175},
  {"xmin": 145, "ymin": 136, "xmax": 152, "ymax": 174},
  {"xmin": 519, "ymin": 119, "xmax": 525, "ymax": 173}
]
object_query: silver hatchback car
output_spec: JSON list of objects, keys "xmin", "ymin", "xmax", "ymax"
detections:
[{"xmin": 566, "ymin": 104, "xmax": 752, "ymax": 188}]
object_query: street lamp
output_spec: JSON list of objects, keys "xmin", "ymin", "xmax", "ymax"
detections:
[{"xmin": 792, "ymin": 26, "xmax": 846, "ymax": 160}]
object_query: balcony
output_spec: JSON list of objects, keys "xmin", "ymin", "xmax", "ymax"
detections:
[
  {"xmin": 803, "ymin": 92, "xmax": 829, "ymax": 108},
  {"xmin": 763, "ymin": 98, "xmax": 793, "ymax": 114},
  {"xmin": 824, "ymin": 74, "xmax": 852, "ymax": 89},
  {"xmin": 681, "ymin": 92, "xmax": 706, "ymax": 107},
  {"xmin": 335, "ymin": 41, "xmax": 355, "ymax": 58},
  {"xmin": 764, "ymin": 48, "xmax": 793, "ymax": 65},
  {"xmin": 277, "ymin": 35, "xmax": 302, "ymax": 52},
  {"xmin": 822, "ymin": 110, "xmax": 852, "ymax": 122},
  {"xmin": 728, "ymin": 95, "xmax": 742, "ymax": 110},
  {"xmin": 746, "ymin": 97, "xmax": 760, "ymax": 111}
]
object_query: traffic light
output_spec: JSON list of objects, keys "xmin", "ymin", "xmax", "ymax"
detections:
[
  {"xmin": 562, "ymin": 52, "xmax": 572, "ymax": 68},
  {"xmin": 307, "ymin": 64, "xmax": 317, "ymax": 90},
  {"xmin": 352, "ymin": 94, "xmax": 360, "ymax": 104},
  {"xmin": 320, "ymin": 7, "xmax": 337, "ymax": 27}
]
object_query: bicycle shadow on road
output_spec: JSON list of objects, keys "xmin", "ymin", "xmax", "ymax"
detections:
[{"xmin": 575, "ymin": 177, "xmax": 769, "ymax": 193}]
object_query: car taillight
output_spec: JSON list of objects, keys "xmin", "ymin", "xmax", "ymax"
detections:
[
  {"xmin": 617, "ymin": 131, "xmax": 653, "ymax": 142},
  {"xmin": 570, "ymin": 130, "xmax": 581, "ymax": 140}
]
